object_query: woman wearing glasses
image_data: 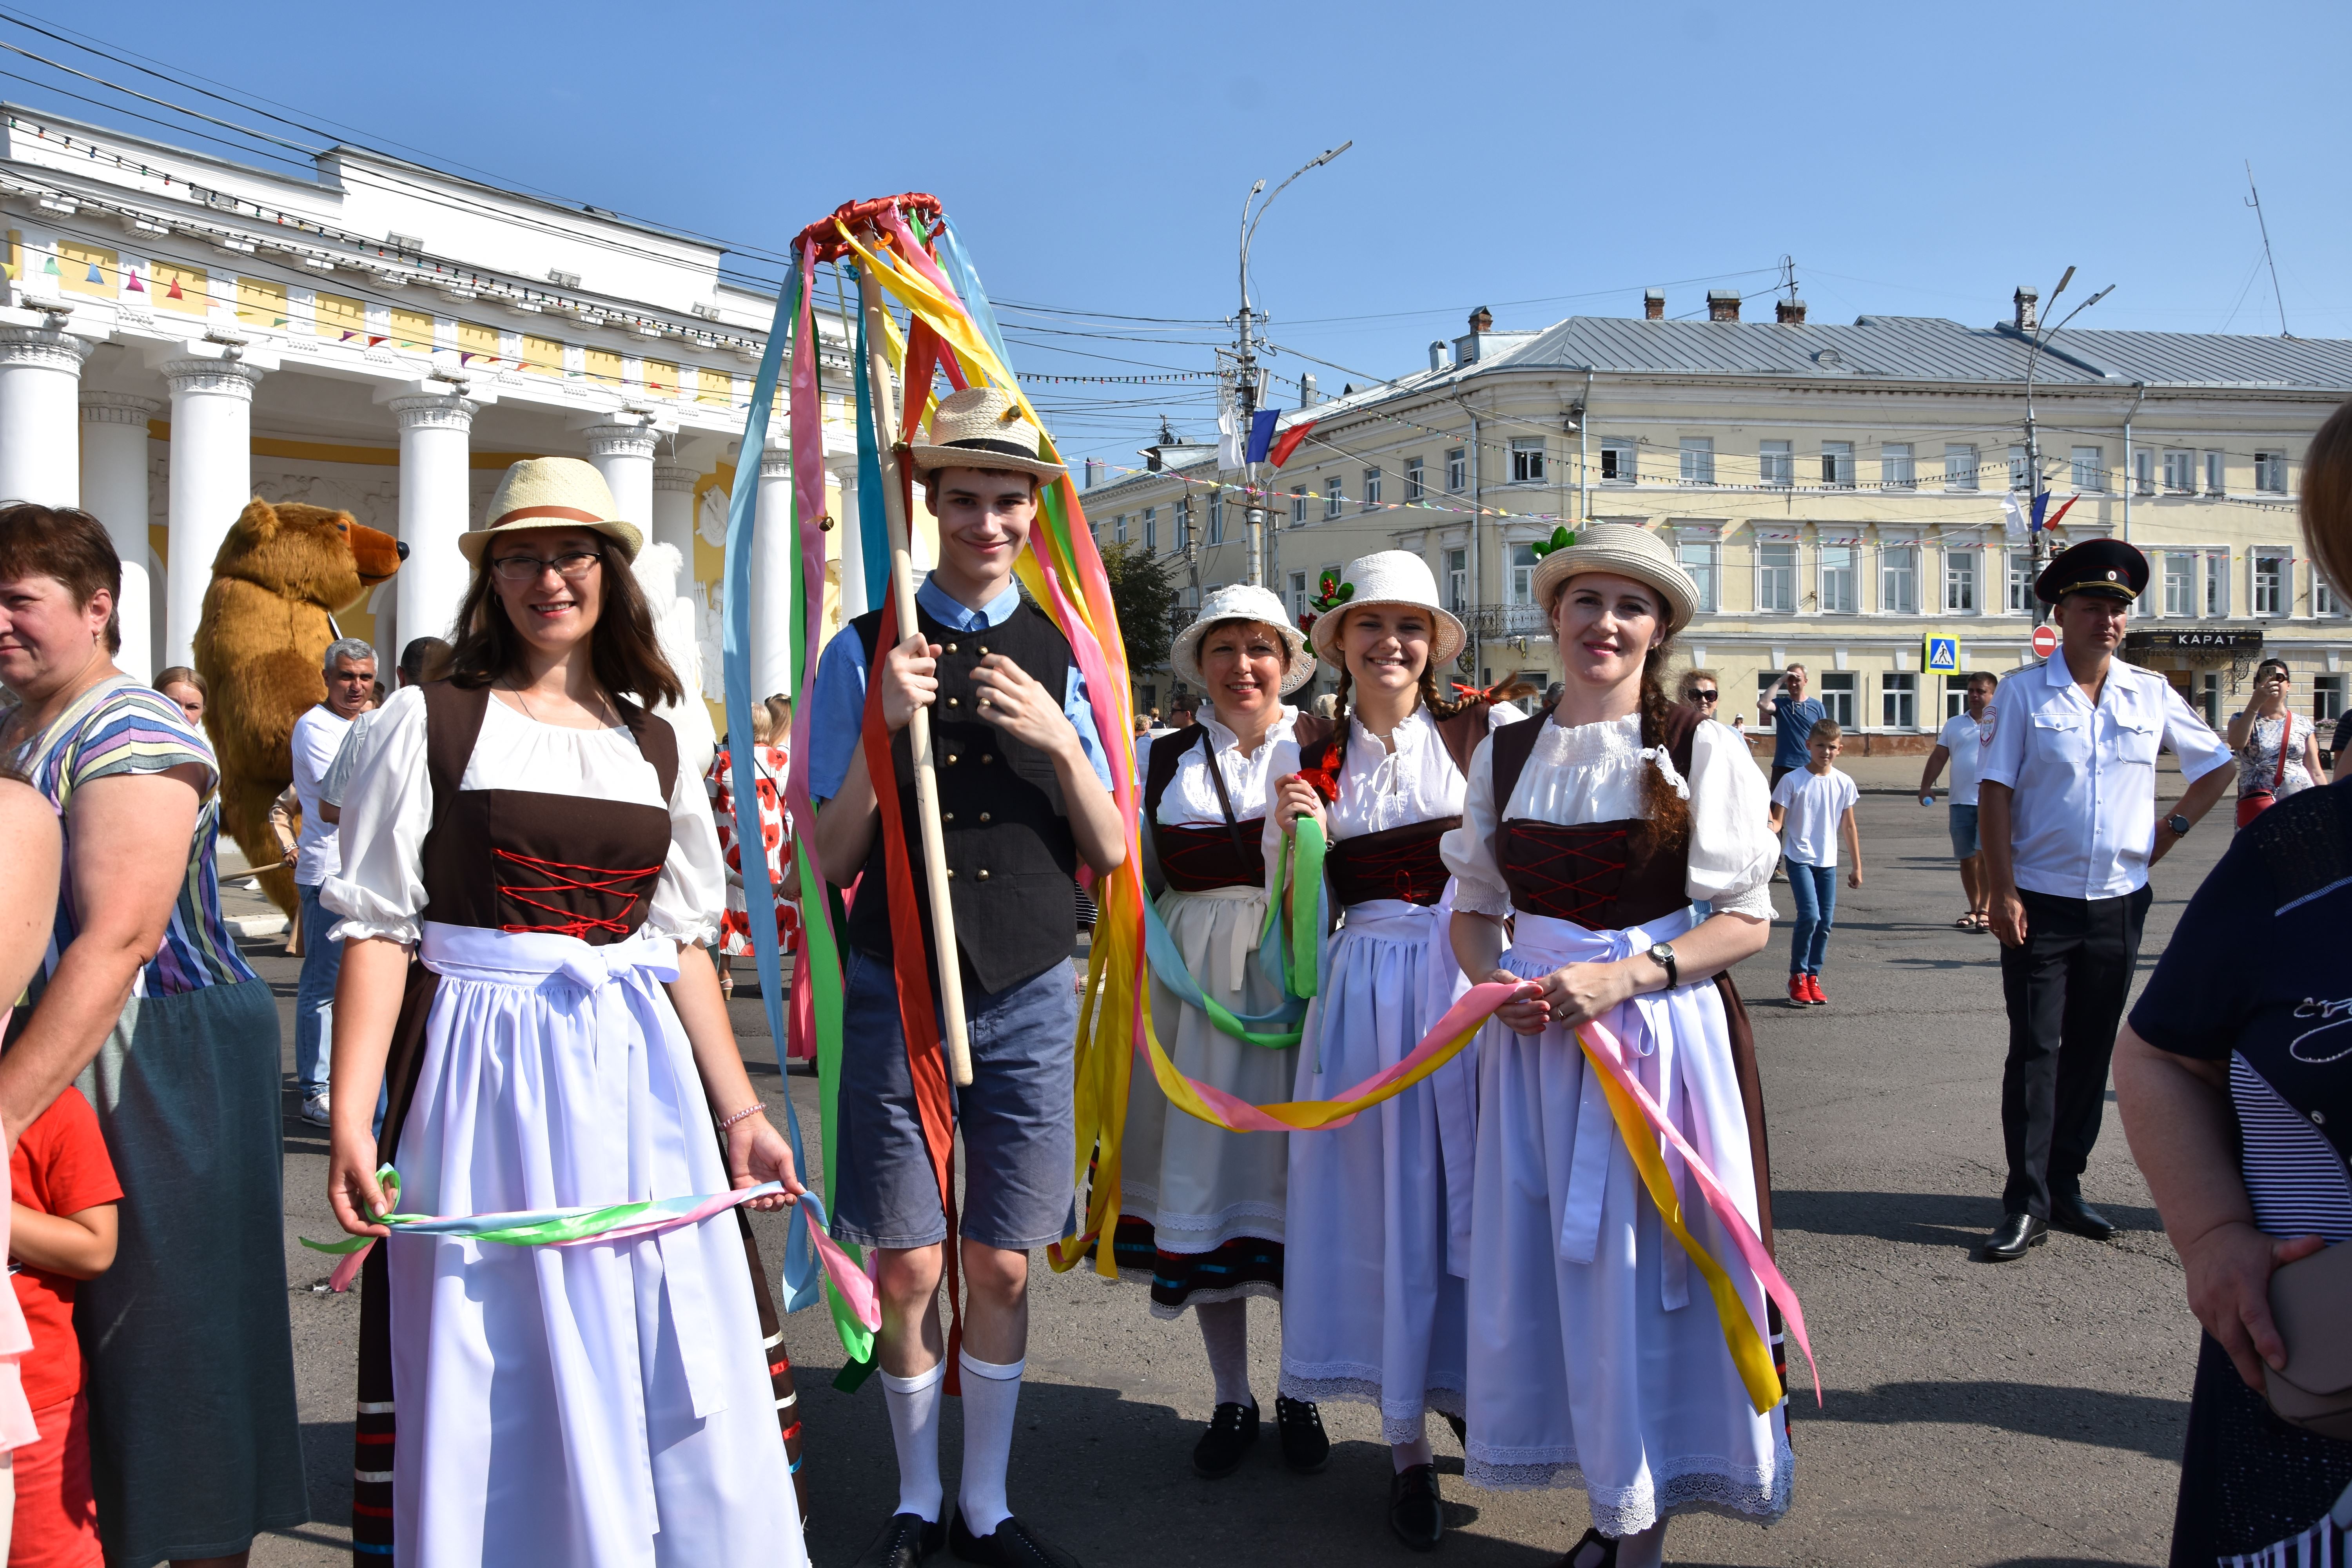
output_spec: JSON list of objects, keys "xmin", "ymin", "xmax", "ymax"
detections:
[
  {"xmin": 1677, "ymin": 668, "xmax": 1741, "ymax": 738},
  {"xmin": 320, "ymin": 459, "xmax": 809, "ymax": 1564}
]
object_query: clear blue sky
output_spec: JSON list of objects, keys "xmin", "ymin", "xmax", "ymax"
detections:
[{"xmin": 9, "ymin": 0, "xmax": 2349, "ymax": 466}]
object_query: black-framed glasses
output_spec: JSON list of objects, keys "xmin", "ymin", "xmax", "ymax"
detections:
[{"xmin": 491, "ymin": 550, "xmax": 603, "ymax": 583}]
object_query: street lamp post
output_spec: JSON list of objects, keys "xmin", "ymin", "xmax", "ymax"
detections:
[
  {"xmin": 2019, "ymin": 265, "xmax": 2114, "ymax": 620},
  {"xmin": 1236, "ymin": 141, "xmax": 1351, "ymax": 586}
]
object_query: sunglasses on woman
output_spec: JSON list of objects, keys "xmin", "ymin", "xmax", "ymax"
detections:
[{"xmin": 1690, "ymin": 689, "xmax": 1719, "ymax": 704}]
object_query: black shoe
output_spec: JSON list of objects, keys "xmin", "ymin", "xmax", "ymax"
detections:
[
  {"xmin": 1192, "ymin": 1399, "xmax": 1259, "ymax": 1478},
  {"xmin": 1275, "ymin": 1394, "xmax": 1329, "ymax": 1473},
  {"xmin": 1553, "ymin": 1528, "xmax": 1617, "ymax": 1568},
  {"xmin": 857, "ymin": 1511, "xmax": 945, "ymax": 1568},
  {"xmin": 1981, "ymin": 1212, "xmax": 2048, "ymax": 1261},
  {"xmin": 948, "ymin": 1510, "xmax": 1080, "ymax": 1568},
  {"xmin": 2050, "ymin": 1194, "xmax": 2117, "ymax": 1240},
  {"xmin": 1389, "ymin": 1462, "xmax": 1444, "ymax": 1552}
]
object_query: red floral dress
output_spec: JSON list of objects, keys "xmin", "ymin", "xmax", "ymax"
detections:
[{"xmin": 706, "ymin": 744, "xmax": 798, "ymax": 956}]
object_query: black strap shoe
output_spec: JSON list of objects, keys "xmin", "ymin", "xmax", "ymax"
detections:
[
  {"xmin": 1981, "ymin": 1212, "xmax": 2049, "ymax": 1261},
  {"xmin": 947, "ymin": 1509, "xmax": 1081, "ymax": 1567},
  {"xmin": 1552, "ymin": 1527, "xmax": 1617, "ymax": 1567},
  {"xmin": 857, "ymin": 1510, "xmax": 945, "ymax": 1568},
  {"xmin": 2050, "ymin": 1194, "xmax": 2116, "ymax": 1240},
  {"xmin": 1389, "ymin": 1462, "xmax": 1444, "ymax": 1552},
  {"xmin": 1274, "ymin": 1394, "xmax": 1329, "ymax": 1473},
  {"xmin": 1192, "ymin": 1399, "xmax": 1259, "ymax": 1478}
]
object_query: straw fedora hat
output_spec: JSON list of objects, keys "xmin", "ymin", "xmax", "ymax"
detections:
[
  {"xmin": 908, "ymin": 385, "xmax": 1066, "ymax": 482},
  {"xmin": 1526, "ymin": 522, "xmax": 1698, "ymax": 636},
  {"xmin": 461, "ymin": 457, "xmax": 644, "ymax": 566},
  {"xmin": 1170, "ymin": 582, "xmax": 1315, "ymax": 696},
  {"xmin": 1307, "ymin": 550, "xmax": 1468, "ymax": 670}
]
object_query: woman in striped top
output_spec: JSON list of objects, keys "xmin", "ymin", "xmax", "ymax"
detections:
[{"xmin": 0, "ymin": 505, "xmax": 305, "ymax": 1568}]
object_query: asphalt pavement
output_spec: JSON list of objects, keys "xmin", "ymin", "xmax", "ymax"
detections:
[{"xmin": 243, "ymin": 794, "xmax": 2228, "ymax": 1567}]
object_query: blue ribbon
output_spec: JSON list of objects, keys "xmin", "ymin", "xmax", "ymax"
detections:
[{"xmin": 848, "ymin": 265, "xmax": 890, "ymax": 612}]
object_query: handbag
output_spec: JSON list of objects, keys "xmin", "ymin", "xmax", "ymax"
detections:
[
  {"xmin": 2236, "ymin": 715, "xmax": 2292, "ymax": 829},
  {"xmin": 2263, "ymin": 1237, "xmax": 2352, "ymax": 1439}
]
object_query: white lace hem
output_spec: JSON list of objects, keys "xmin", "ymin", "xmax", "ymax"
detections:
[
  {"xmin": 1115, "ymin": 1190, "xmax": 1288, "ymax": 1250},
  {"xmin": 1462, "ymin": 1420, "xmax": 1793, "ymax": 1535},
  {"xmin": 1142, "ymin": 1274, "xmax": 1281, "ymax": 1318},
  {"xmin": 1277, "ymin": 1364, "xmax": 1465, "ymax": 1444}
]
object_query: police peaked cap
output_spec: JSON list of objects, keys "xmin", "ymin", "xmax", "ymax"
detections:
[{"xmin": 2034, "ymin": 537, "xmax": 2148, "ymax": 605}]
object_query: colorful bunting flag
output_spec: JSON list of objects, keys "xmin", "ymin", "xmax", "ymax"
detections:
[
  {"xmin": 83, "ymin": 262, "xmax": 103, "ymax": 284},
  {"xmin": 165, "ymin": 277, "xmax": 183, "ymax": 301},
  {"xmin": 125, "ymin": 270, "xmax": 143, "ymax": 294}
]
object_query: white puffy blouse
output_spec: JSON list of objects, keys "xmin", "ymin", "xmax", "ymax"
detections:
[
  {"xmin": 1261, "ymin": 705, "xmax": 1514, "ymax": 842},
  {"xmin": 320, "ymin": 685, "xmax": 729, "ymax": 948},
  {"xmin": 1439, "ymin": 712, "xmax": 1777, "ymax": 922}
]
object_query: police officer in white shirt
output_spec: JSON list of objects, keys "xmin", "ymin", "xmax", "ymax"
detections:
[{"xmin": 1976, "ymin": 539, "xmax": 2234, "ymax": 1261}]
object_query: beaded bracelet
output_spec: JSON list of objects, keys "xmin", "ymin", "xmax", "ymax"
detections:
[{"xmin": 717, "ymin": 1103, "xmax": 766, "ymax": 1131}]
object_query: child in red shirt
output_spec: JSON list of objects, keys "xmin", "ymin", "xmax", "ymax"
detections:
[{"xmin": 9, "ymin": 1089, "xmax": 121, "ymax": 1568}]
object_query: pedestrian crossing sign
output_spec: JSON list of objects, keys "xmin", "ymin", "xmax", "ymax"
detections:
[{"xmin": 1923, "ymin": 636, "xmax": 1961, "ymax": 673}]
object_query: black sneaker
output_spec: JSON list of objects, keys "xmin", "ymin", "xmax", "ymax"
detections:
[
  {"xmin": 1552, "ymin": 1528, "xmax": 1617, "ymax": 1568},
  {"xmin": 1389, "ymin": 1462, "xmax": 1444, "ymax": 1551},
  {"xmin": 1274, "ymin": 1394, "xmax": 1329, "ymax": 1473},
  {"xmin": 948, "ymin": 1509, "xmax": 1081, "ymax": 1567},
  {"xmin": 856, "ymin": 1510, "xmax": 944, "ymax": 1568},
  {"xmin": 1192, "ymin": 1399, "xmax": 1259, "ymax": 1478}
]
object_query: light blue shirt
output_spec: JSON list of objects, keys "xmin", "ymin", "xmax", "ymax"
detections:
[{"xmin": 806, "ymin": 576, "xmax": 1113, "ymax": 805}]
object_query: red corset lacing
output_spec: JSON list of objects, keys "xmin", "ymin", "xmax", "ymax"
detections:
[
  {"xmin": 1499, "ymin": 822, "xmax": 1630, "ymax": 925},
  {"xmin": 495, "ymin": 849, "xmax": 665, "ymax": 940}
]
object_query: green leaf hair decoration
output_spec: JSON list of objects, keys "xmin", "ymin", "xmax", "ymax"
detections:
[
  {"xmin": 1308, "ymin": 570, "xmax": 1356, "ymax": 615},
  {"xmin": 1526, "ymin": 524, "xmax": 1580, "ymax": 560}
]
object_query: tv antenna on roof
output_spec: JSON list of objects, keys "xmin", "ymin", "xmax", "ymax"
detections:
[
  {"xmin": 1779, "ymin": 254, "xmax": 1798, "ymax": 306},
  {"xmin": 2245, "ymin": 161, "xmax": 2290, "ymax": 339}
]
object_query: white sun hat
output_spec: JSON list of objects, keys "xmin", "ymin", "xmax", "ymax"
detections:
[
  {"xmin": 1526, "ymin": 521, "xmax": 1699, "ymax": 635},
  {"xmin": 463, "ymin": 457, "xmax": 643, "ymax": 566},
  {"xmin": 908, "ymin": 385, "xmax": 1066, "ymax": 481},
  {"xmin": 1307, "ymin": 550, "xmax": 1467, "ymax": 670},
  {"xmin": 1170, "ymin": 581, "xmax": 1316, "ymax": 696}
]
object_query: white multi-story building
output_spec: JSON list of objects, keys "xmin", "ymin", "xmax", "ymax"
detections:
[
  {"xmin": 0, "ymin": 102, "xmax": 880, "ymax": 706},
  {"xmin": 1087, "ymin": 290, "xmax": 2352, "ymax": 743}
]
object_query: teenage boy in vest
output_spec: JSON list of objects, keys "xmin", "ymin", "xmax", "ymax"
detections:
[{"xmin": 808, "ymin": 387, "xmax": 1126, "ymax": 1568}]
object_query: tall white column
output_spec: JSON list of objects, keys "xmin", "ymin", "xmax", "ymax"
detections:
[
  {"xmin": 750, "ymin": 438, "xmax": 794, "ymax": 700},
  {"xmin": 833, "ymin": 461, "xmax": 867, "ymax": 622},
  {"xmin": 162, "ymin": 356, "xmax": 264, "ymax": 667},
  {"xmin": 0, "ymin": 321, "xmax": 92, "ymax": 506},
  {"xmin": 80, "ymin": 393, "xmax": 160, "ymax": 680},
  {"xmin": 390, "ymin": 391, "xmax": 479, "ymax": 649},
  {"xmin": 586, "ymin": 421, "xmax": 658, "ymax": 542},
  {"xmin": 651, "ymin": 464, "xmax": 697, "ymax": 564}
]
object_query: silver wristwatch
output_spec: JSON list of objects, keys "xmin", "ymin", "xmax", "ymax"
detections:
[{"xmin": 1646, "ymin": 942, "xmax": 1679, "ymax": 989}]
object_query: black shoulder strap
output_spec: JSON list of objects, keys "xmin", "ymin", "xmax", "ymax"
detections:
[
  {"xmin": 1661, "ymin": 701, "xmax": 1700, "ymax": 779},
  {"xmin": 624, "ymin": 705, "xmax": 681, "ymax": 803},
  {"xmin": 1434, "ymin": 702, "xmax": 1491, "ymax": 781},
  {"xmin": 1489, "ymin": 711, "xmax": 1547, "ymax": 816},
  {"xmin": 1289, "ymin": 712, "xmax": 1334, "ymax": 751},
  {"xmin": 422, "ymin": 680, "xmax": 488, "ymax": 833}
]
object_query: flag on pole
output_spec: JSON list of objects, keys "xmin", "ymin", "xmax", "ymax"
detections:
[
  {"xmin": 1217, "ymin": 406, "xmax": 1243, "ymax": 470},
  {"xmin": 1267, "ymin": 418, "xmax": 1317, "ymax": 468},
  {"xmin": 2001, "ymin": 492, "xmax": 2029, "ymax": 540},
  {"xmin": 1245, "ymin": 408, "xmax": 1281, "ymax": 465}
]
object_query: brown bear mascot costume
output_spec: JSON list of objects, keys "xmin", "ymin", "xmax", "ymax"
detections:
[{"xmin": 192, "ymin": 499, "xmax": 404, "ymax": 916}]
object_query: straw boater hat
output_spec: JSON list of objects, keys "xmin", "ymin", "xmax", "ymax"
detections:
[
  {"xmin": 1170, "ymin": 582, "xmax": 1315, "ymax": 695},
  {"xmin": 909, "ymin": 385, "xmax": 1066, "ymax": 482},
  {"xmin": 1526, "ymin": 521, "xmax": 1699, "ymax": 636},
  {"xmin": 462, "ymin": 457, "xmax": 643, "ymax": 566},
  {"xmin": 1307, "ymin": 550, "xmax": 1468, "ymax": 670}
]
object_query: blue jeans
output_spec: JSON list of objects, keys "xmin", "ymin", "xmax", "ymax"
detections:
[
  {"xmin": 1787, "ymin": 863, "xmax": 1838, "ymax": 976},
  {"xmin": 294, "ymin": 882, "xmax": 344, "ymax": 1100}
]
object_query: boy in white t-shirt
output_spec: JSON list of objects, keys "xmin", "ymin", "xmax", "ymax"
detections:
[{"xmin": 1769, "ymin": 718, "xmax": 1863, "ymax": 1007}]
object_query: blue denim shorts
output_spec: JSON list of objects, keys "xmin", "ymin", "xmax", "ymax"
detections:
[
  {"xmin": 830, "ymin": 948, "xmax": 1079, "ymax": 1252},
  {"xmin": 1948, "ymin": 803, "xmax": 1981, "ymax": 859}
]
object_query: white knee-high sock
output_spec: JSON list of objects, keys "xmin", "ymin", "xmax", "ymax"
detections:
[
  {"xmin": 878, "ymin": 1361, "xmax": 945, "ymax": 1522},
  {"xmin": 1391, "ymin": 1435, "xmax": 1434, "ymax": 1472},
  {"xmin": 957, "ymin": 1350, "xmax": 1025, "ymax": 1537},
  {"xmin": 1196, "ymin": 1299, "xmax": 1253, "ymax": 1408},
  {"xmin": 1613, "ymin": 1519, "xmax": 1667, "ymax": 1568}
]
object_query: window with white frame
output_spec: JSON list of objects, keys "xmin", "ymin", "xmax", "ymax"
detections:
[
  {"xmin": 1819, "ymin": 544, "xmax": 1858, "ymax": 613},
  {"xmin": 2254, "ymin": 550, "xmax": 2289, "ymax": 616},
  {"xmin": 2316, "ymin": 564, "xmax": 2342, "ymax": 617},
  {"xmin": 2072, "ymin": 445, "xmax": 2106, "ymax": 490},
  {"xmin": 1880, "ymin": 542, "xmax": 1919, "ymax": 614},
  {"xmin": 1288, "ymin": 569, "xmax": 1308, "ymax": 621},
  {"xmin": 1880, "ymin": 443, "xmax": 1915, "ymax": 489},
  {"xmin": 1323, "ymin": 478, "xmax": 1343, "ymax": 519},
  {"xmin": 1114, "ymin": 513, "xmax": 1129, "ymax": 545},
  {"xmin": 1291, "ymin": 485, "xmax": 1307, "ymax": 526},
  {"xmin": 2133, "ymin": 449, "xmax": 2154, "ymax": 494},
  {"xmin": 1445, "ymin": 548, "xmax": 1467, "ymax": 613},
  {"xmin": 1822, "ymin": 441, "xmax": 1854, "ymax": 487},
  {"xmin": 1944, "ymin": 443, "xmax": 1979, "ymax": 490},
  {"xmin": 1510, "ymin": 543, "xmax": 1539, "ymax": 604},
  {"xmin": 1206, "ymin": 492, "xmax": 1223, "ymax": 545},
  {"xmin": 2007, "ymin": 550, "xmax": 2034, "ymax": 613},
  {"xmin": 1511, "ymin": 439, "xmax": 1545, "ymax": 484},
  {"xmin": 1678, "ymin": 437, "xmax": 1714, "ymax": 485},
  {"xmin": 2257, "ymin": 451, "xmax": 2289, "ymax": 493},
  {"xmin": 1944, "ymin": 674, "xmax": 1974, "ymax": 720},
  {"xmin": 2205, "ymin": 450, "xmax": 2226, "ymax": 493},
  {"xmin": 1944, "ymin": 545, "xmax": 1979, "ymax": 612},
  {"xmin": 1175, "ymin": 497, "xmax": 1192, "ymax": 551},
  {"xmin": 1405, "ymin": 456, "xmax": 1425, "ymax": 503},
  {"xmin": 1677, "ymin": 537, "xmax": 1719, "ymax": 612},
  {"xmin": 2009, "ymin": 444, "xmax": 2031, "ymax": 490},
  {"xmin": 2316, "ymin": 673, "xmax": 2346, "ymax": 723},
  {"xmin": 1755, "ymin": 542, "xmax": 1797, "ymax": 613},
  {"xmin": 1445, "ymin": 447, "xmax": 1466, "ymax": 492},
  {"xmin": 2163, "ymin": 551, "xmax": 2195, "ymax": 617},
  {"xmin": 1599, "ymin": 438, "xmax": 1637, "ymax": 483},
  {"xmin": 2205, "ymin": 553, "xmax": 2231, "ymax": 616},
  {"xmin": 2163, "ymin": 448, "xmax": 2194, "ymax": 492},
  {"xmin": 1759, "ymin": 439, "xmax": 1793, "ymax": 487},
  {"xmin": 1881, "ymin": 671, "xmax": 1918, "ymax": 730},
  {"xmin": 1362, "ymin": 468, "xmax": 1383, "ymax": 510},
  {"xmin": 1819, "ymin": 671, "xmax": 1856, "ymax": 728},
  {"xmin": 1143, "ymin": 506, "xmax": 1157, "ymax": 551}
]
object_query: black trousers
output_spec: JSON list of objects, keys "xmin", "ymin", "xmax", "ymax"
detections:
[{"xmin": 1997, "ymin": 883, "xmax": 2152, "ymax": 1217}]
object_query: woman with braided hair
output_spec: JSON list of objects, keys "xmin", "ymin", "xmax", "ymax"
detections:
[
  {"xmin": 1268, "ymin": 550, "xmax": 1522, "ymax": 1550},
  {"xmin": 1441, "ymin": 524, "xmax": 1785, "ymax": 1567}
]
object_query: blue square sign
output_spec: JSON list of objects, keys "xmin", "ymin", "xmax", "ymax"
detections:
[{"xmin": 1923, "ymin": 636, "xmax": 1960, "ymax": 673}]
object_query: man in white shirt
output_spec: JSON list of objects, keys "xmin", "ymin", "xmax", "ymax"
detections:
[
  {"xmin": 318, "ymin": 635, "xmax": 450, "ymax": 824},
  {"xmin": 1976, "ymin": 540, "xmax": 2234, "ymax": 1261},
  {"xmin": 1919, "ymin": 670, "xmax": 1999, "ymax": 931},
  {"xmin": 290, "ymin": 637, "xmax": 377, "ymax": 1126}
]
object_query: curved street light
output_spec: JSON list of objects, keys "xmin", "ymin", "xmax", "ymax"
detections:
[{"xmin": 2020, "ymin": 266, "xmax": 2115, "ymax": 613}]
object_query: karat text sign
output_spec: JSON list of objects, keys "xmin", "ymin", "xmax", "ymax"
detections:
[{"xmin": 1922, "ymin": 637, "xmax": 1961, "ymax": 674}]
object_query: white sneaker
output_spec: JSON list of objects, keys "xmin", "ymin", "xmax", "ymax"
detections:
[{"xmin": 300, "ymin": 1092, "xmax": 331, "ymax": 1127}]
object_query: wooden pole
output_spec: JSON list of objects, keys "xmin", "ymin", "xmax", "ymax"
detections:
[{"xmin": 854, "ymin": 256, "xmax": 975, "ymax": 1088}]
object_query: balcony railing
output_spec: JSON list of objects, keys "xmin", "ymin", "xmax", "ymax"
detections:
[{"xmin": 1459, "ymin": 604, "xmax": 1550, "ymax": 639}]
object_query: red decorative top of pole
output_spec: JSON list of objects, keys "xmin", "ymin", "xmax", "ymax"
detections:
[{"xmin": 793, "ymin": 194, "xmax": 944, "ymax": 260}]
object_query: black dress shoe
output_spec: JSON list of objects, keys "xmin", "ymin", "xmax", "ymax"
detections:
[
  {"xmin": 1389, "ymin": 1462, "xmax": 1444, "ymax": 1552},
  {"xmin": 1552, "ymin": 1528, "xmax": 1617, "ymax": 1568},
  {"xmin": 948, "ymin": 1509, "xmax": 1081, "ymax": 1567},
  {"xmin": 1982, "ymin": 1212, "xmax": 2049, "ymax": 1261},
  {"xmin": 1275, "ymin": 1394, "xmax": 1329, "ymax": 1473},
  {"xmin": 856, "ymin": 1511, "xmax": 944, "ymax": 1568},
  {"xmin": 1192, "ymin": 1399, "xmax": 1259, "ymax": 1478},
  {"xmin": 2050, "ymin": 1195, "xmax": 2116, "ymax": 1240}
]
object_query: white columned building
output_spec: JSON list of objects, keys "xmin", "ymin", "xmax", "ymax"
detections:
[
  {"xmin": 651, "ymin": 464, "xmax": 697, "ymax": 563},
  {"xmin": 388, "ymin": 384, "xmax": 481, "ymax": 655},
  {"xmin": 586, "ymin": 419, "xmax": 659, "ymax": 541},
  {"xmin": 832, "ymin": 459, "xmax": 867, "ymax": 621},
  {"xmin": 0, "ymin": 316, "xmax": 91, "ymax": 505},
  {"xmin": 79, "ymin": 392, "xmax": 159, "ymax": 679},
  {"xmin": 751, "ymin": 437, "xmax": 794, "ymax": 699},
  {"xmin": 161, "ymin": 352, "xmax": 267, "ymax": 666}
]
